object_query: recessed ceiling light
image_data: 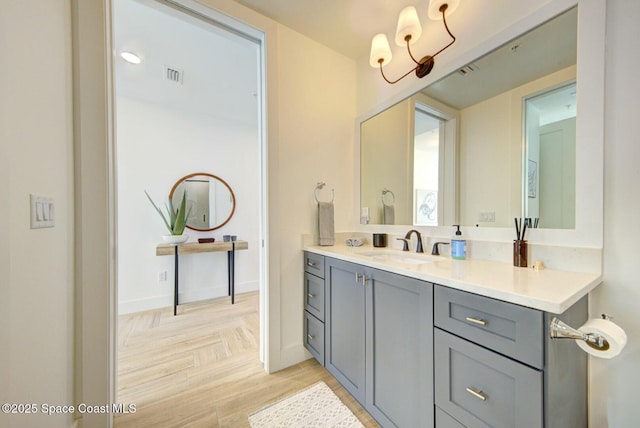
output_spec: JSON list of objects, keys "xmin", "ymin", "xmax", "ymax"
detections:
[{"xmin": 120, "ymin": 51, "xmax": 141, "ymax": 64}]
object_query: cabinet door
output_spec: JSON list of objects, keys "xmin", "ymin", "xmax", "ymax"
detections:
[
  {"xmin": 366, "ymin": 269, "xmax": 434, "ymax": 427},
  {"xmin": 325, "ymin": 258, "xmax": 366, "ymax": 404}
]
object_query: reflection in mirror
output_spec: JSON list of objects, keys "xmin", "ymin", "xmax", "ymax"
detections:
[
  {"xmin": 170, "ymin": 173, "xmax": 236, "ymax": 231},
  {"xmin": 414, "ymin": 106, "xmax": 441, "ymax": 226},
  {"xmin": 524, "ymin": 82, "xmax": 576, "ymax": 229},
  {"xmin": 361, "ymin": 94, "xmax": 457, "ymax": 226},
  {"xmin": 360, "ymin": 7, "xmax": 577, "ymax": 229}
]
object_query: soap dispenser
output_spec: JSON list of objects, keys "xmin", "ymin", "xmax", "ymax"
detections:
[{"xmin": 451, "ymin": 225, "xmax": 467, "ymax": 260}]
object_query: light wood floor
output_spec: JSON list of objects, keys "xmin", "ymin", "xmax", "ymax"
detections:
[{"xmin": 115, "ymin": 291, "xmax": 379, "ymax": 427}]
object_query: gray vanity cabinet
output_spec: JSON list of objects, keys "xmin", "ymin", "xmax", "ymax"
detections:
[
  {"xmin": 325, "ymin": 257, "xmax": 434, "ymax": 427},
  {"xmin": 305, "ymin": 251, "xmax": 588, "ymax": 427},
  {"xmin": 433, "ymin": 285, "xmax": 588, "ymax": 428}
]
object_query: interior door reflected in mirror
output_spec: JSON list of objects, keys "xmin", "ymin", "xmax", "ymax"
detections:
[
  {"xmin": 524, "ymin": 82, "xmax": 576, "ymax": 229},
  {"xmin": 169, "ymin": 173, "xmax": 236, "ymax": 232}
]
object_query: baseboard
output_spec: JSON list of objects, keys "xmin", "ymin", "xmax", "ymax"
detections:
[
  {"xmin": 278, "ymin": 342, "xmax": 309, "ymax": 371},
  {"xmin": 118, "ymin": 280, "xmax": 259, "ymax": 314}
]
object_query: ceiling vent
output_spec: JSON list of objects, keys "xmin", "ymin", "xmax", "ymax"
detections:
[
  {"xmin": 458, "ymin": 64, "xmax": 479, "ymax": 76},
  {"xmin": 163, "ymin": 66, "xmax": 183, "ymax": 84}
]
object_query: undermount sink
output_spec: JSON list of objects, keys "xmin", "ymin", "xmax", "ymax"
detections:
[{"xmin": 356, "ymin": 250, "xmax": 442, "ymax": 266}]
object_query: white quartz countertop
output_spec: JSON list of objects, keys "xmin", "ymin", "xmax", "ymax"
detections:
[{"xmin": 304, "ymin": 245, "xmax": 602, "ymax": 314}]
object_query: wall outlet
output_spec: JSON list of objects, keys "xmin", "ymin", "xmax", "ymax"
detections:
[
  {"xmin": 158, "ymin": 271, "xmax": 167, "ymax": 281},
  {"xmin": 478, "ymin": 211, "xmax": 496, "ymax": 222}
]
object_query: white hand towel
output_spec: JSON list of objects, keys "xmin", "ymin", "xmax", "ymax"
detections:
[
  {"xmin": 383, "ymin": 204, "xmax": 395, "ymax": 225},
  {"xmin": 318, "ymin": 202, "xmax": 335, "ymax": 246}
]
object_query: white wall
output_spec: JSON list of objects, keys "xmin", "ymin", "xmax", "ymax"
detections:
[
  {"xmin": 0, "ymin": 1, "xmax": 75, "ymax": 427},
  {"xmin": 274, "ymin": 24, "xmax": 356, "ymax": 367},
  {"xmin": 116, "ymin": 96, "xmax": 260, "ymax": 313},
  {"xmin": 590, "ymin": 0, "xmax": 640, "ymax": 425}
]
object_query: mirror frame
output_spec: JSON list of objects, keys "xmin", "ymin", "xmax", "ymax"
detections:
[
  {"xmin": 355, "ymin": 0, "xmax": 605, "ymax": 249},
  {"xmin": 169, "ymin": 172, "xmax": 236, "ymax": 232}
]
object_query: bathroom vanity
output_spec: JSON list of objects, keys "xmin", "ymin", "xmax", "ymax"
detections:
[{"xmin": 303, "ymin": 247, "xmax": 601, "ymax": 427}]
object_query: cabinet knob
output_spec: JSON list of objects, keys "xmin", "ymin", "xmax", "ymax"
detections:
[
  {"xmin": 466, "ymin": 387, "xmax": 487, "ymax": 401},
  {"xmin": 465, "ymin": 316, "xmax": 487, "ymax": 326},
  {"xmin": 307, "ymin": 334, "xmax": 314, "ymax": 340},
  {"xmin": 307, "ymin": 261, "xmax": 316, "ymax": 267},
  {"xmin": 307, "ymin": 293, "xmax": 315, "ymax": 298}
]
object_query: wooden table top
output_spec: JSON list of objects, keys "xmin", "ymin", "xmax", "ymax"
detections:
[{"xmin": 156, "ymin": 240, "xmax": 248, "ymax": 256}]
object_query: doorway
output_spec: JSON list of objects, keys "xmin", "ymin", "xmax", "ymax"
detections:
[{"xmin": 112, "ymin": 0, "xmax": 267, "ymax": 400}]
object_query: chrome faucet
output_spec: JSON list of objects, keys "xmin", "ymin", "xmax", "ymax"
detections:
[{"xmin": 399, "ymin": 229, "xmax": 424, "ymax": 253}]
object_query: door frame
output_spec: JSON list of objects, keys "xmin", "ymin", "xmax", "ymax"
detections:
[{"xmin": 71, "ymin": 0, "xmax": 272, "ymax": 426}]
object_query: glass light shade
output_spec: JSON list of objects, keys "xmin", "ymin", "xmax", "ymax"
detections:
[
  {"xmin": 395, "ymin": 6, "xmax": 422, "ymax": 46},
  {"xmin": 428, "ymin": 0, "xmax": 460, "ymax": 20},
  {"xmin": 369, "ymin": 33, "xmax": 392, "ymax": 68}
]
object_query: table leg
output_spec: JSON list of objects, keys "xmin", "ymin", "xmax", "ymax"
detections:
[
  {"xmin": 174, "ymin": 245, "xmax": 179, "ymax": 316},
  {"xmin": 227, "ymin": 242, "xmax": 236, "ymax": 304},
  {"xmin": 227, "ymin": 249, "xmax": 231, "ymax": 297}
]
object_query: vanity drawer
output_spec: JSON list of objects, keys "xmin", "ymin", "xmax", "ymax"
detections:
[
  {"xmin": 304, "ymin": 252, "xmax": 325, "ymax": 278},
  {"xmin": 304, "ymin": 311, "xmax": 325, "ymax": 366},
  {"xmin": 434, "ymin": 329, "xmax": 543, "ymax": 428},
  {"xmin": 434, "ymin": 285, "xmax": 543, "ymax": 368},
  {"xmin": 304, "ymin": 272, "xmax": 325, "ymax": 321}
]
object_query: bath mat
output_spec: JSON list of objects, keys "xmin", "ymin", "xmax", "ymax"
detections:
[{"xmin": 248, "ymin": 381, "xmax": 364, "ymax": 427}]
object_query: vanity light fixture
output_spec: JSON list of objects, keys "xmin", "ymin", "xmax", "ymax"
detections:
[
  {"xmin": 369, "ymin": 0, "xmax": 459, "ymax": 84},
  {"xmin": 120, "ymin": 51, "xmax": 142, "ymax": 64}
]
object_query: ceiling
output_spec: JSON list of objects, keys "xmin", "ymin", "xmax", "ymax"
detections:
[
  {"xmin": 233, "ymin": 0, "xmax": 427, "ymax": 59},
  {"xmin": 113, "ymin": 0, "xmax": 260, "ymax": 124}
]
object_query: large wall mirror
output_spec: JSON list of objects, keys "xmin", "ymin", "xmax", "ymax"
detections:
[
  {"xmin": 360, "ymin": 7, "xmax": 577, "ymax": 230},
  {"xmin": 170, "ymin": 172, "xmax": 236, "ymax": 231}
]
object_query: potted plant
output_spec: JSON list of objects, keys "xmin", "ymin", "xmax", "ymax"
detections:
[{"xmin": 145, "ymin": 190, "xmax": 191, "ymax": 244}]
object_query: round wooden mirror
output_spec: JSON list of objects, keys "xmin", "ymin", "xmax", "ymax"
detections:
[{"xmin": 169, "ymin": 172, "xmax": 236, "ymax": 232}]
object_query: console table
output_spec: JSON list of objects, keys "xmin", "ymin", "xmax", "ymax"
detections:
[{"xmin": 156, "ymin": 240, "xmax": 248, "ymax": 315}]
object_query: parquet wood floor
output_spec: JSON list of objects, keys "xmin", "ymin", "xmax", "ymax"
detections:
[{"xmin": 114, "ymin": 291, "xmax": 379, "ymax": 427}]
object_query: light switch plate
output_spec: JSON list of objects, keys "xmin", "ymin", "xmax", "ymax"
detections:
[{"xmin": 30, "ymin": 194, "xmax": 55, "ymax": 229}]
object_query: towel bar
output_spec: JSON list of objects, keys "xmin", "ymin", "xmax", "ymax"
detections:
[{"xmin": 315, "ymin": 182, "xmax": 335, "ymax": 203}]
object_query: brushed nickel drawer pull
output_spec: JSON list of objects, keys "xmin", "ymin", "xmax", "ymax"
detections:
[
  {"xmin": 307, "ymin": 261, "xmax": 317, "ymax": 267},
  {"xmin": 466, "ymin": 387, "xmax": 487, "ymax": 401},
  {"xmin": 465, "ymin": 316, "xmax": 487, "ymax": 326},
  {"xmin": 307, "ymin": 334, "xmax": 314, "ymax": 340},
  {"xmin": 307, "ymin": 293, "xmax": 315, "ymax": 298}
]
